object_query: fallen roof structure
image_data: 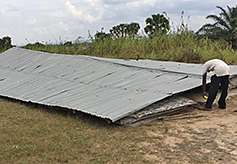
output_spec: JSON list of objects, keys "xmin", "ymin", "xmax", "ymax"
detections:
[{"xmin": 0, "ymin": 47, "xmax": 237, "ymax": 125}]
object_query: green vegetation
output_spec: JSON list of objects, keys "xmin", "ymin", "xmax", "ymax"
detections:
[
  {"xmin": 197, "ymin": 5, "xmax": 237, "ymax": 49},
  {"xmin": 109, "ymin": 22, "xmax": 140, "ymax": 39},
  {"xmin": 24, "ymin": 27, "xmax": 237, "ymax": 64},
  {"xmin": 144, "ymin": 13, "xmax": 170, "ymax": 38},
  {"xmin": 0, "ymin": 36, "xmax": 13, "ymax": 53}
]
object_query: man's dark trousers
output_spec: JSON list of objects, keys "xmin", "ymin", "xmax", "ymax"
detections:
[{"xmin": 205, "ymin": 75, "xmax": 229, "ymax": 109}]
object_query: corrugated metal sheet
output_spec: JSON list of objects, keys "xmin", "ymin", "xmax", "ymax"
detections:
[
  {"xmin": 0, "ymin": 47, "xmax": 236, "ymax": 123},
  {"xmin": 89, "ymin": 56, "xmax": 237, "ymax": 77}
]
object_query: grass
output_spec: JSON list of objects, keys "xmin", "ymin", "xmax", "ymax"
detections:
[
  {"xmin": 2, "ymin": 96, "xmax": 236, "ymax": 164},
  {"xmin": 24, "ymin": 30, "xmax": 237, "ymax": 65},
  {"xmin": 0, "ymin": 97, "xmax": 159, "ymax": 164}
]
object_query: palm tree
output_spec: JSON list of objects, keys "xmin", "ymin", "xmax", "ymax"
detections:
[
  {"xmin": 110, "ymin": 26, "xmax": 120, "ymax": 38},
  {"xmin": 127, "ymin": 22, "xmax": 140, "ymax": 38},
  {"xmin": 144, "ymin": 13, "xmax": 170, "ymax": 38},
  {"xmin": 110, "ymin": 23, "xmax": 140, "ymax": 38},
  {"xmin": 94, "ymin": 31, "xmax": 111, "ymax": 42},
  {"xmin": 197, "ymin": 5, "xmax": 237, "ymax": 49},
  {"xmin": 110, "ymin": 24, "xmax": 126, "ymax": 38}
]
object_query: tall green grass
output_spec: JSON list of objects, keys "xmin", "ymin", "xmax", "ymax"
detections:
[{"xmin": 25, "ymin": 29, "xmax": 237, "ymax": 64}]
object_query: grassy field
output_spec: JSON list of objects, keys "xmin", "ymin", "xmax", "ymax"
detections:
[{"xmin": 0, "ymin": 97, "xmax": 157, "ymax": 164}]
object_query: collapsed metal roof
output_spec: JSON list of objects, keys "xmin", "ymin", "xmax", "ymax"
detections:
[{"xmin": 0, "ymin": 48, "xmax": 237, "ymax": 124}]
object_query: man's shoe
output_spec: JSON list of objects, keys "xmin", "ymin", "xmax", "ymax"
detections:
[
  {"xmin": 218, "ymin": 106, "xmax": 226, "ymax": 109},
  {"xmin": 205, "ymin": 104, "xmax": 212, "ymax": 109}
]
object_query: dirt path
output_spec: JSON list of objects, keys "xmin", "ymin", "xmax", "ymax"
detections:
[{"xmin": 140, "ymin": 91, "xmax": 237, "ymax": 164}]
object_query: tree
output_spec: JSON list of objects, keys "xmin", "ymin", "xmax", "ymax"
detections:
[
  {"xmin": 110, "ymin": 23, "xmax": 127, "ymax": 38},
  {"xmin": 24, "ymin": 42, "xmax": 45, "ymax": 49},
  {"xmin": 196, "ymin": 5, "xmax": 237, "ymax": 49},
  {"xmin": 94, "ymin": 28, "xmax": 111, "ymax": 41},
  {"xmin": 109, "ymin": 22, "xmax": 140, "ymax": 38},
  {"xmin": 64, "ymin": 41, "xmax": 73, "ymax": 47},
  {"xmin": 144, "ymin": 13, "xmax": 170, "ymax": 38},
  {"xmin": 0, "ymin": 36, "xmax": 12, "ymax": 51},
  {"xmin": 127, "ymin": 22, "xmax": 140, "ymax": 38}
]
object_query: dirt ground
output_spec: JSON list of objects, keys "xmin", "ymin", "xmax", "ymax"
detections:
[{"xmin": 139, "ymin": 89, "xmax": 237, "ymax": 164}]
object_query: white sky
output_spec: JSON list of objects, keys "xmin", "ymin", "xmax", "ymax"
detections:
[{"xmin": 0, "ymin": 0, "xmax": 236, "ymax": 46}]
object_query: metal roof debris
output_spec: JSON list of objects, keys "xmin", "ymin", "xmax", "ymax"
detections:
[{"xmin": 0, "ymin": 47, "xmax": 237, "ymax": 125}]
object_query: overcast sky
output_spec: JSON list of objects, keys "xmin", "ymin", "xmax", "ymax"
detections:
[{"xmin": 0, "ymin": 0, "xmax": 236, "ymax": 46}]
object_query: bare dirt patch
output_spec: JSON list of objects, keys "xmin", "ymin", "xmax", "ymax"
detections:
[{"xmin": 138, "ymin": 91, "xmax": 237, "ymax": 164}]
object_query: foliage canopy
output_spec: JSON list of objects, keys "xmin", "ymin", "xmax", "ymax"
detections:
[
  {"xmin": 0, "ymin": 36, "xmax": 12, "ymax": 52},
  {"xmin": 144, "ymin": 13, "xmax": 170, "ymax": 38},
  {"xmin": 197, "ymin": 5, "xmax": 237, "ymax": 49}
]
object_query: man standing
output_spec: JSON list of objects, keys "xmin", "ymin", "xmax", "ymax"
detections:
[{"xmin": 202, "ymin": 59, "xmax": 230, "ymax": 109}]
